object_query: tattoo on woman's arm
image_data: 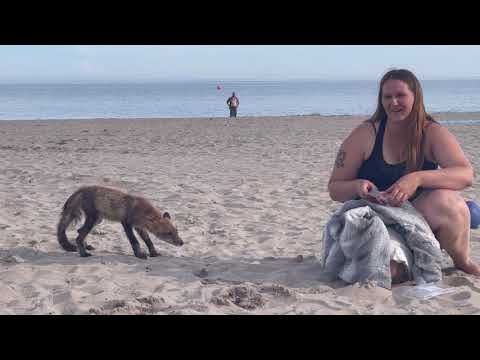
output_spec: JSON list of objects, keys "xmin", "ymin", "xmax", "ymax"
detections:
[{"xmin": 335, "ymin": 149, "xmax": 346, "ymax": 168}]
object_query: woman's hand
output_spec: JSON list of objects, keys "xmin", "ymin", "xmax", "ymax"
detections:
[
  {"xmin": 384, "ymin": 173, "xmax": 421, "ymax": 207},
  {"xmin": 355, "ymin": 179, "xmax": 385, "ymax": 204}
]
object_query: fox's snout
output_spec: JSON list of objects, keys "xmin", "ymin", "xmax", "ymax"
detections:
[
  {"xmin": 155, "ymin": 229, "xmax": 184, "ymax": 247},
  {"xmin": 174, "ymin": 236, "xmax": 184, "ymax": 246}
]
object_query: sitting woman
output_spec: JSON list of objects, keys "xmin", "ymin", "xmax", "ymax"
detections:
[{"xmin": 327, "ymin": 68, "xmax": 479, "ymax": 281}]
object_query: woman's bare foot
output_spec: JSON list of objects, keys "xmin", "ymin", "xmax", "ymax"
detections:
[{"xmin": 456, "ymin": 259, "xmax": 480, "ymax": 276}]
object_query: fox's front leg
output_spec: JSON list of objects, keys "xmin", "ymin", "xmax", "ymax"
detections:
[
  {"xmin": 135, "ymin": 227, "xmax": 160, "ymax": 257},
  {"xmin": 121, "ymin": 222, "xmax": 148, "ymax": 259}
]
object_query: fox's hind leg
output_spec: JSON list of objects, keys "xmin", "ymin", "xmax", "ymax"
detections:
[
  {"xmin": 122, "ymin": 222, "xmax": 147, "ymax": 259},
  {"xmin": 85, "ymin": 217, "xmax": 102, "ymax": 250},
  {"xmin": 75, "ymin": 214, "xmax": 98, "ymax": 257},
  {"xmin": 135, "ymin": 227, "xmax": 160, "ymax": 257}
]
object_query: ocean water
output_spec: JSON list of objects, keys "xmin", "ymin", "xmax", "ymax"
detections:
[{"xmin": 1, "ymin": 80, "xmax": 480, "ymax": 120}]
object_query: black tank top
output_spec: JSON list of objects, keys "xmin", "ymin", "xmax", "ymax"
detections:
[{"xmin": 357, "ymin": 116, "xmax": 438, "ymax": 194}]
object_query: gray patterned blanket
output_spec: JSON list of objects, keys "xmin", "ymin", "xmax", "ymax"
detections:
[{"xmin": 321, "ymin": 199, "xmax": 443, "ymax": 289}]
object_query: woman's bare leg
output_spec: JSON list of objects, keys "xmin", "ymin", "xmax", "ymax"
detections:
[{"xmin": 413, "ymin": 189, "xmax": 480, "ymax": 276}]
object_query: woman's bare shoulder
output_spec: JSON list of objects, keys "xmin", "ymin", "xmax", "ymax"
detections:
[
  {"xmin": 348, "ymin": 120, "xmax": 377, "ymax": 140},
  {"xmin": 423, "ymin": 120, "xmax": 464, "ymax": 159},
  {"xmin": 424, "ymin": 120, "xmax": 451, "ymax": 140},
  {"xmin": 339, "ymin": 120, "xmax": 377, "ymax": 160},
  {"xmin": 425, "ymin": 119, "xmax": 442, "ymax": 130}
]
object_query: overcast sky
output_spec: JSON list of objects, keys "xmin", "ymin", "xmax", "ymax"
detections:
[{"xmin": 1, "ymin": 45, "xmax": 480, "ymax": 82}]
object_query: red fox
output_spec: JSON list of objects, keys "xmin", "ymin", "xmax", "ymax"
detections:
[{"xmin": 57, "ymin": 186, "xmax": 183, "ymax": 259}]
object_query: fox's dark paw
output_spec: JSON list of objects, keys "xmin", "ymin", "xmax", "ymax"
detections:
[
  {"xmin": 149, "ymin": 251, "xmax": 161, "ymax": 257},
  {"xmin": 85, "ymin": 245, "xmax": 95, "ymax": 251},
  {"xmin": 80, "ymin": 252, "xmax": 92, "ymax": 257},
  {"xmin": 135, "ymin": 251, "xmax": 148, "ymax": 260}
]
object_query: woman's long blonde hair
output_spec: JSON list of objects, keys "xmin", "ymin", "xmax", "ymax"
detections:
[{"xmin": 369, "ymin": 69, "xmax": 434, "ymax": 173}]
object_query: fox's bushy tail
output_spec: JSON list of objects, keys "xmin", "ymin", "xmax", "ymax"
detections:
[{"xmin": 57, "ymin": 189, "xmax": 84, "ymax": 251}]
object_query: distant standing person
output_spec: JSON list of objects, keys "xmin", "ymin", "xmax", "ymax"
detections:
[{"xmin": 226, "ymin": 92, "xmax": 240, "ymax": 118}]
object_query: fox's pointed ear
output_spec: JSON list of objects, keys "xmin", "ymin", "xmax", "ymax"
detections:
[{"xmin": 163, "ymin": 212, "xmax": 171, "ymax": 219}]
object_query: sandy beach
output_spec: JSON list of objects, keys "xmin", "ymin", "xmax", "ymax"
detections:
[{"xmin": 1, "ymin": 112, "xmax": 480, "ymax": 315}]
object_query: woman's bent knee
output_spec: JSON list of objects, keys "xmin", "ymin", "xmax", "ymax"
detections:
[{"xmin": 413, "ymin": 189, "xmax": 469, "ymax": 231}]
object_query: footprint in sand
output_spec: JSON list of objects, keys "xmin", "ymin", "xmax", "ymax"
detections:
[
  {"xmin": 258, "ymin": 236, "xmax": 272, "ymax": 243},
  {"xmin": 247, "ymin": 196, "xmax": 264, "ymax": 203},
  {"xmin": 112, "ymin": 245, "xmax": 124, "ymax": 253},
  {"xmin": 51, "ymin": 290, "xmax": 73, "ymax": 305},
  {"xmin": 451, "ymin": 291, "xmax": 472, "ymax": 301},
  {"xmin": 80, "ymin": 285, "xmax": 104, "ymax": 296},
  {"xmin": 101, "ymin": 299, "xmax": 127, "ymax": 311},
  {"xmin": 443, "ymin": 276, "xmax": 480, "ymax": 293},
  {"xmin": 260, "ymin": 214, "xmax": 276, "ymax": 222},
  {"xmin": 444, "ymin": 276, "xmax": 471, "ymax": 287}
]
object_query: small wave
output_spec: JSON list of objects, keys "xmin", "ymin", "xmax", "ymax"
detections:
[{"xmin": 439, "ymin": 119, "xmax": 480, "ymax": 125}]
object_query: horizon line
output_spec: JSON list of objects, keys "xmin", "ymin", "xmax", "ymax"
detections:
[{"xmin": 1, "ymin": 77, "xmax": 480, "ymax": 84}]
